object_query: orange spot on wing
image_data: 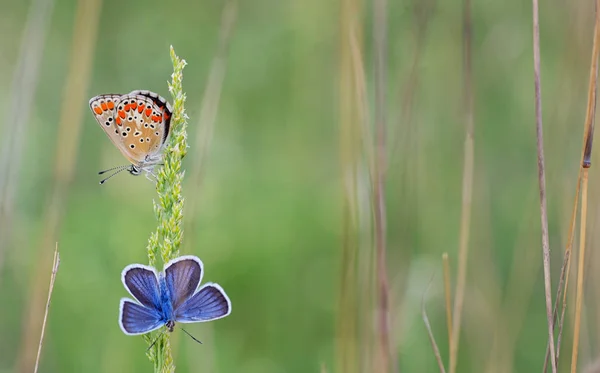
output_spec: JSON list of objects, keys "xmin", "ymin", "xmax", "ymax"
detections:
[
  {"xmin": 130, "ymin": 102, "xmax": 137, "ymax": 110},
  {"xmin": 145, "ymin": 108, "xmax": 152, "ymax": 116},
  {"xmin": 137, "ymin": 104, "xmax": 145, "ymax": 113},
  {"xmin": 107, "ymin": 101, "xmax": 115, "ymax": 109},
  {"xmin": 101, "ymin": 102, "xmax": 108, "ymax": 111},
  {"xmin": 163, "ymin": 111, "xmax": 171, "ymax": 120},
  {"xmin": 124, "ymin": 104, "xmax": 131, "ymax": 111},
  {"xmin": 118, "ymin": 110, "xmax": 126, "ymax": 119},
  {"xmin": 93, "ymin": 106, "xmax": 103, "ymax": 115},
  {"xmin": 152, "ymin": 115, "xmax": 161, "ymax": 122},
  {"xmin": 116, "ymin": 116, "xmax": 122, "ymax": 125}
]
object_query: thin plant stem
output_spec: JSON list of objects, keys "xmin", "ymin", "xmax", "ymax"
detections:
[
  {"xmin": 449, "ymin": 0, "xmax": 474, "ymax": 371},
  {"xmin": 442, "ymin": 253, "xmax": 453, "ymax": 351},
  {"xmin": 422, "ymin": 278, "xmax": 447, "ymax": 373},
  {"xmin": 33, "ymin": 243, "xmax": 60, "ymax": 373},
  {"xmin": 544, "ymin": 3, "xmax": 600, "ymax": 370},
  {"xmin": 348, "ymin": 22, "xmax": 377, "ymax": 373},
  {"xmin": 336, "ymin": 1, "xmax": 363, "ymax": 371},
  {"xmin": 373, "ymin": 0, "xmax": 391, "ymax": 371},
  {"xmin": 531, "ymin": 0, "xmax": 557, "ymax": 371},
  {"xmin": 571, "ymin": 168, "xmax": 590, "ymax": 373}
]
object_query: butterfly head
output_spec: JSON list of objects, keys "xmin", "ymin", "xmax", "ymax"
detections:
[
  {"xmin": 129, "ymin": 165, "xmax": 142, "ymax": 176},
  {"xmin": 166, "ymin": 320, "xmax": 175, "ymax": 333}
]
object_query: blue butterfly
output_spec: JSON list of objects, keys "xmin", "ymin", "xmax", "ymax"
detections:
[{"xmin": 119, "ymin": 255, "xmax": 231, "ymax": 335}]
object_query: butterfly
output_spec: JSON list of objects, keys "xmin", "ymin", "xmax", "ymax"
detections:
[
  {"xmin": 119, "ymin": 255, "xmax": 231, "ymax": 337},
  {"xmin": 88, "ymin": 90, "xmax": 173, "ymax": 184}
]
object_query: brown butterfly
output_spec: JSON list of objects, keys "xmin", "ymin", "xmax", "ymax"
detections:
[{"xmin": 89, "ymin": 90, "xmax": 172, "ymax": 184}]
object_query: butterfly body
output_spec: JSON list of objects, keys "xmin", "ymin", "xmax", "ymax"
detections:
[
  {"xmin": 89, "ymin": 90, "xmax": 173, "ymax": 181},
  {"xmin": 119, "ymin": 255, "xmax": 231, "ymax": 336}
]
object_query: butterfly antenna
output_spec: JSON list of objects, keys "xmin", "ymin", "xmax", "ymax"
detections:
[
  {"xmin": 99, "ymin": 167, "xmax": 128, "ymax": 185},
  {"xmin": 146, "ymin": 330, "xmax": 166, "ymax": 352},
  {"xmin": 98, "ymin": 164, "xmax": 130, "ymax": 175},
  {"xmin": 179, "ymin": 327, "xmax": 203, "ymax": 345}
]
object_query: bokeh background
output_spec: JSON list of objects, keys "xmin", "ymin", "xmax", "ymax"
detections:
[{"xmin": 2, "ymin": 0, "xmax": 600, "ymax": 372}]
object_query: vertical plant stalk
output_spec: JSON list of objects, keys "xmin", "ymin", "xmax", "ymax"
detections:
[
  {"xmin": 531, "ymin": 0, "xmax": 557, "ymax": 371},
  {"xmin": 449, "ymin": 0, "xmax": 474, "ymax": 372},
  {"xmin": 16, "ymin": 0, "xmax": 102, "ymax": 369},
  {"xmin": 0, "ymin": 0, "xmax": 55, "ymax": 277},
  {"xmin": 422, "ymin": 279, "xmax": 447, "ymax": 373},
  {"xmin": 33, "ymin": 243, "xmax": 60, "ymax": 373},
  {"xmin": 442, "ymin": 253, "xmax": 453, "ymax": 350},
  {"xmin": 336, "ymin": 0, "xmax": 363, "ymax": 372},
  {"xmin": 571, "ymin": 168, "xmax": 589, "ymax": 373},
  {"xmin": 544, "ymin": 4, "xmax": 600, "ymax": 371},
  {"xmin": 349, "ymin": 24, "xmax": 378, "ymax": 373},
  {"xmin": 570, "ymin": 5, "xmax": 599, "ymax": 369},
  {"xmin": 144, "ymin": 46, "xmax": 188, "ymax": 373},
  {"xmin": 373, "ymin": 0, "xmax": 391, "ymax": 371}
]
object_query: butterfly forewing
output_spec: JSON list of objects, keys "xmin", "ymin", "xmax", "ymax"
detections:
[
  {"xmin": 122, "ymin": 264, "xmax": 161, "ymax": 309},
  {"xmin": 164, "ymin": 256, "xmax": 203, "ymax": 310},
  {"xmin": 89, "ymin": 94, "xmax": 124, "ymax": 155}
]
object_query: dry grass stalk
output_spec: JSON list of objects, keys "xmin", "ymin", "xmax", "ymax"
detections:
[
  {"xmin": 531, "ymin": 0, "xmax": 558, "ymax": 370},
  {"xmin": 33, "ymin": 243, "xmax": 60, "ymax": 373},
  {"xmin": 449, "ymin": 0, "xmax": 474, "ymax": 371},
  {"xmin": 335, "ymin": 0, "xmax": 364, "ymax": 372},
  {"xmin": 571, "ymin": 168, "xmax": 590, "ymax": 372},
  {"xmin": 423, "ymin": 279, "xmax": 447, "ymax": 373},
  {"xmin": 442, "ymin": 253, "xmax": 453, "ymax": 352}
]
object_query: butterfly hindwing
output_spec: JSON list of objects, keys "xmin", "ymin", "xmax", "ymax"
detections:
[
  {"xmin": 128, "ymin": 90, "xmax": 172, "ymax": 145},
  {"xmin": 112, "ymin": 94, "xmax": 168, "ymax": 164},
  {"xmin": 175, "ymin": 283, "xmax": 231, "ymax": 323},
  {"xmin": 119, "ymin": 298, "xmax": 163, "ymax": 335}
]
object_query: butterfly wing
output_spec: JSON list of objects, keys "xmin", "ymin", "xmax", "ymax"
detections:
[
  {"xmin": 111, "ymin": 93, "xmax": 170, "ymax": 165},
  {"xmin": 119, "ymin": 298, "xmax": 163, "ymax": 335},
  {"xmin": 121, "ymin": 264, "xmax": 161, "ymax": 309},
  {"xmin": 89, "ymin": 94, "xmax": 131, "ymax": 159},
  {"xmin": 163, "ymin": 255, "xmax": 203, "ymax": 310},
  {"xmin": 128, "ymin": 89, "xmax": 173, "ymax": 141},
  {"xmin": 89, "ymin": 91, "xmax": 172, "ymax": 167},
  {"xmin": 174, "ymin": 283, "xmax": 232, "ymax": 323}
]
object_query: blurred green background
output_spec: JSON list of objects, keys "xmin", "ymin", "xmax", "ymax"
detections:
[{"xmin": 2, "ymin": 0, "xmax": 600, "ymax": 372}]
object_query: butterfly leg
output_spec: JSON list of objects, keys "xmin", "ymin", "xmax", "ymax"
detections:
[{"xmin": 144, "ymin": 172, "xmax": 158, "ymax": 184}]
